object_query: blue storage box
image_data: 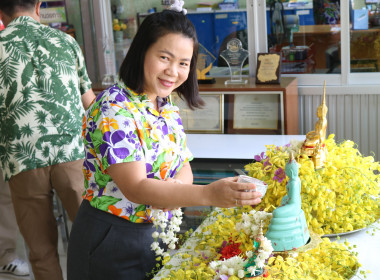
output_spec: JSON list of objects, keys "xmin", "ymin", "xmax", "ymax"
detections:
[{"xmin": 351, "ymin": 9, "xmax": 368, "ymax": 30}]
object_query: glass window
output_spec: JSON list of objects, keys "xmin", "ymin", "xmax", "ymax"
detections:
[
  {"xmin": 350, "ymin": 0, "xmax": 380, "ymax": 73},
  {"xmin": 266, "ymin": 0, "xmax": 341, "ymax": 74},
  {"xmin": 108, "ymin": 1, "xmax": 249, "ymax": 79},
  {"xmin": 187, "ymin": 8, "xmax": 249, "ymax": 78}
]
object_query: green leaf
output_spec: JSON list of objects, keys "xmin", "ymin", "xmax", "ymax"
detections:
[
  {"xmin": 20, "ymin": 124, "xmax": 33, "ymax": 137},
  {"xmin": 134, "ymin": 204, "xmax": 147, "ymax": 213},
  {"xmin": 101, "ymin": 156, "xmax": 109, "ymax": 171},
  {"xmin": 35, "ymin": 110, "xmax": 48, "ymax": 124},
  {"xmin": 91, "ymin": 129, "xmax": 104, "ymax": 153},
  {"xmin": 38, "ymin": 125, "xmax": 48, "ymax": 135},
  {"xmin": 129, "ymin": 214, "xmax": 138, "ymax": 223},
  {"xmin": 94, "ymin": 163, "xmax": 111, "ymax": 188},
  {"xmin": 152, "ymin": 152, "xmax": 166, "ymax": 172},
  {"xmin": 122, "ymin": 152, "xmax": 136, "ymax": 163},
  {"xmin": 21, "ymin": 62, "xmax": 34, "ymax": 87},
  {"xmin": 35, "ymin": 134, "xmax": 72, "ymax": 149},
  {"xmin": 0, "ymin": 118, "xmax": 20, "ymax": 141},
  {"xmin": 0, "ymin": 56, "xmax": 18, "ymax": 87},
  {"xmin": 5, "ymin": 81, "xmax": 17, "ymax": 108},
  {"xmin": 12, "ymin": 142, "xmax": 35, "ymax": 162},
  {"xmin": 90, "ymin": 196, "xmax": 121, "ymax": 212},
  {"xmin": 116, "ymin": 109, "xmax": 134, "ymax": 118}
]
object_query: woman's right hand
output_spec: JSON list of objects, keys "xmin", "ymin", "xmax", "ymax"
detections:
[{"xmin": 204, "ymin": 177, "xmax": 262, "ymax": 208}]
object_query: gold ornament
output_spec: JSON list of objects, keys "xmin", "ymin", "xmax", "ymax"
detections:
[{"xmin": 301, "ymin": 81, "xmax": 328, "ymax": 169}]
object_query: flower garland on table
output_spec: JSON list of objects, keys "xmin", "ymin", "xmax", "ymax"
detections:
[
  {"xmin": 154, "ymin": 207, "xmax": 363, "ymax": 280},
  {"xmin": 245, "ymin": 134, "xmax": 380, "ymax": 236},
  {"xmin": 151, "ymin": 208, "xmax": 183, "ymax": 257},
  {"xmin": 235, "ymin": 210, "xmax": 272, "ymax": 237},
  {"xmin": 208, "ymin": 211, "xmax": 273, "ymax": 279},
  {"xmin": 209, "ymin": 255, "xmax": 249, "ymax": 279},
  {"xmin": 209, "ymin": 220, "xmax": 274, "ymax": 279}
]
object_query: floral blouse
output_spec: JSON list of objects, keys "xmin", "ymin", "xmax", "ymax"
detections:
[{"xmin": 82, "ymin": 82, "xmax": 192, "ymax": 223}]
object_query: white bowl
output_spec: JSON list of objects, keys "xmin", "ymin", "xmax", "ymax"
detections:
[{"xmin": 237, "ymin": 175, "xmax": 268, "ymax": 198}]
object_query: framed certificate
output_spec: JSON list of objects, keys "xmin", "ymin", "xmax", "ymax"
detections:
[
  {"xmin": 226, "ymin": 92, "xmax": 284, "ymax": 134},
  {"xmin": 171, "ymin": 93, "xmax": 224, "ymax": 134}
]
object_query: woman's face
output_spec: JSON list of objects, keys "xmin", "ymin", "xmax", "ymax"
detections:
[{"xmin": 143, "ymin": 33, "xmax": 194, "ymax": 102}]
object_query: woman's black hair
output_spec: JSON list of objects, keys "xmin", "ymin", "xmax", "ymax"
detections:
[
  {"xmin": 0, "ymin": 0, "xmax": 37, "ymax": 16},
  {"xmin": 119, "ymin": 9, "xmax": 204, "ymax": 110}
]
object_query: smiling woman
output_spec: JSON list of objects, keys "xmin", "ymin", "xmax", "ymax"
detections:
[{"xmin": 67, "ymin": 8, "xmax": 263, "ymax": 280}]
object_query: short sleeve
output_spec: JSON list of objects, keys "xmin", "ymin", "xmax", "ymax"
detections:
[
  {"xmin": 182, "ymin": 141, "xmax": 193, "ymax": 163},
  {"xmin": 172, "ymin": 111, "xmax": 193, "ymax": 163}
]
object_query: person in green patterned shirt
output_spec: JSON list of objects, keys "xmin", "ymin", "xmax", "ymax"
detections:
[{"xmin": 0, "ymin": 1, "xmax": 95, "ymax": 279}]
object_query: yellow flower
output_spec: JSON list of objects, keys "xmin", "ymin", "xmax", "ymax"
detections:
[
  {"xmin": 245, "ymin": 134, "xmax": 380, "ymax": 235},
  {"xmin": 112, "ymin": 18, "xmax": 127, "ymax": 31},
  {"xmin": 113, "ymin": 24, "xmax": 121, "ymax": 31},
  {"xmin": 154, "ymin": 135, "xmax": 377, "ymax": 279}
]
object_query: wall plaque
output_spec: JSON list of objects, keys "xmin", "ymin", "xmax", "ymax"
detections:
[{"xmin": 256, "ymin": 53, "xmax": 281, "ymax": 84}]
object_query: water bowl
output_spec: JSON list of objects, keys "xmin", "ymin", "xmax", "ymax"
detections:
[{"xmin": 237, "ymin": 175, "xmax": 268, "ymax": 198}]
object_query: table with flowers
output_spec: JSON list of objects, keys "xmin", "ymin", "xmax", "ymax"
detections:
[{"xmin": 152, "ymin": 134, "xmax": 379, "ymax": 280}]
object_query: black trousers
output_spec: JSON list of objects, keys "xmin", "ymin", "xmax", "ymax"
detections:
[{"xmin": 67, "ymin": 200, "xmax": 159, "ymax": 280}]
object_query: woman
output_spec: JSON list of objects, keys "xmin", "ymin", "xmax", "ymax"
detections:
[{"xmin": 67, "ymin": 8, "xmax": 262, "ymax": 280}]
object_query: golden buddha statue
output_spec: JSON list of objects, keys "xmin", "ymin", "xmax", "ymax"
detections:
[{"xmin": 301, "ymin": 81, "xmax": 328, "ymax": 169}]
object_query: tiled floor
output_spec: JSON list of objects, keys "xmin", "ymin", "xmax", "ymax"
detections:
[{"xmin": 0, "ymin": 222, "xmax": 71, "ymax": 280}]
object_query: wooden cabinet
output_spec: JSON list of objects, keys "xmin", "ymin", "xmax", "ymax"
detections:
[{"xmin": 195, "ymin": 77, "xmax": 298, "ymax": 135}]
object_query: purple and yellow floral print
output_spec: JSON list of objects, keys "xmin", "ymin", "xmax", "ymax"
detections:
[{"xmin": 81, "ymin": 83, "xmax": 192, "ymax": 223}]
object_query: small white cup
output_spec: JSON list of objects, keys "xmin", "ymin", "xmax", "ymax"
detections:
[{"xmin": 237, "ymin": 175, "xmax": 268, "ymax": 198}]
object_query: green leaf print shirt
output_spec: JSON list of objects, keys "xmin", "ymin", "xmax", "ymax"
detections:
[{"xmin": 0, "ymin": 16, "xmax": 92, "ymax": 181}]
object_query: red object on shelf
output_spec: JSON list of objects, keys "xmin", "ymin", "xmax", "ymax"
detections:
[{"xmin": 0, "ymin": 20, "xmax": 5, "ymax": 31}]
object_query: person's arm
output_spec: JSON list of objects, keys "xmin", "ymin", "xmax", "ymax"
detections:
[
  {"xmin": 81, "ymin": 89, "xmax": 96, "ymax": 109},
  {"xmin": 106, "ymin": 160, "xmax": 262, "ymax": 209},
  {"xmin": 172, "ymin": 161, "xmax": 193, "ymax": 184}
]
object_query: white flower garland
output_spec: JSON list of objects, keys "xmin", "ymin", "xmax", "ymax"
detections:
[
  {"xmin": 235, "ymin": 209, "xmax": 272, "ymax": 237},
  {"xmin": 209, "ymin": 235, "xmax": 273, "ymax": 280},
  {"xmin": 209, "ymin": 210, "xmax": 274, "ymax": 279},
  {"xmin": 151, "ymin": 208, "xmax": 183, "ymax": 256},
  {"xmin": 245, "ymin": 237, "xmax": 273, "ymax": 277},
  {"xmin": 209, "ymin": 255, "xmax": 248, "ymax": 279}
]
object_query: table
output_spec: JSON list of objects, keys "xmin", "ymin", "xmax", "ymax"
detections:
[
  {"xmin": 187, "ymin": 134, "xmax": 306, "ymax": 160},
  {"xmin": 330, "ymin": 221, "xmax": 380, "ymax": 280}
]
